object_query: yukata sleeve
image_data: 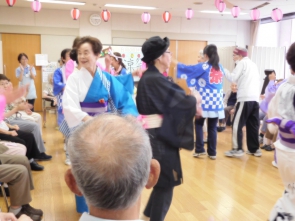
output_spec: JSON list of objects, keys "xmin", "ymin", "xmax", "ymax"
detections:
[
  {"xmin": 63, "ymin": 75, "xmax": 88, "ymax": 128},
  {"xmin": 108, "ymin": 75, "xmax": 138, "ymax": 117},
  {"xmin": 115, "ymin": 74, "xmax": 134, "ymax": 94},
  {"xmin": 53, "ymin": 68, "xmax": 66, "ymax": 96},
  {"xmin": 177, "ymin": 63, "xmax": 204, "ymax": 86}
]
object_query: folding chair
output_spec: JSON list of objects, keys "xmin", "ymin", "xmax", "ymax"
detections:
[{"xmin": 0, "ymin": 182, "xmax": 9, "ymax": 211}]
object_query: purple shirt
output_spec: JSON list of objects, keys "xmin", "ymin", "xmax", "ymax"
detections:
[{"xmin": 260, "ymin": 79, "xmax": 287, "ymax": 113}]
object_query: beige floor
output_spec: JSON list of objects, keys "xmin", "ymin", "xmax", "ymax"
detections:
[{"xmin": 0, "ymin": 113, "xmax": 283, "ymax": 221}]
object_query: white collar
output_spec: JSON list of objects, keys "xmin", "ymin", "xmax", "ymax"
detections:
[
  {"xmin": 79, "ymin": 212, "xmax": 143, "ymax": 221},
  {"xmin": 287, "ymin": 74, "xmax": 295, "ymax": 85}
]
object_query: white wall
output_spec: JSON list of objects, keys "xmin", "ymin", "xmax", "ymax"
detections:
[
  {"xmin": 0, "ymin": 41, "xmax": 3, "ymax": 74},
  {"xmin": 41, "ymin": 35, "xmax": 76, "ymax": 62},
  {"xmin": 0, "ymin": 7, "xmax": 251, "ymax": 48}
]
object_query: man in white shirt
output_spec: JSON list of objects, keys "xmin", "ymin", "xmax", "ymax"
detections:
[
  {"xmin": 65, "ymin": 114, "xmax": 160, "ymax": 221},
  {"xmin": 224, "ymin": 47, "xmax": 262, "ymax": 157}
]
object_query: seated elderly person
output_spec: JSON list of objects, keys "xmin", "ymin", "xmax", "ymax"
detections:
[
  {"xmin": 0, "ymin": 75, "xmax": 52, "ymax": 161},
  {"xmin": 65, "ymin": 114, "xmax": 160, "ymax": 221},
  {"xmin": 0, "ymin": 154, "xmax": 43, "ymax": 220},
  {"xmin": 42, "ymin": 73, "xmax": 57, "ymax": 107},
  {"xmin": 217, "ymin": 83, "xmax": 238, "ymax": 132}
]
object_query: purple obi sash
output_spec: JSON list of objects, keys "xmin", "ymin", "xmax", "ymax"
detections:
[
  {"xmin": 266, "ymin": 118, "xmax": 295, "ymax": 149},
  {"xmin": 80, "ymin": 102, "xmax": 108, "ymax": 116}
]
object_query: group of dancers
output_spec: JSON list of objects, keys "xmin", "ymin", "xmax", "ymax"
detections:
[{"xmin": 50, "ymin": 35, "xmax": 295, "ymax": 220}]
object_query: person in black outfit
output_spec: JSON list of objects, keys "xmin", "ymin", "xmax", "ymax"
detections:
[
  {"xmin": 136, "ymin": 36, "xmax": 198, "ymax": 221},
  {"xmin": 0, "ymin": 122, "xmax": 44, "ymax": 171}
]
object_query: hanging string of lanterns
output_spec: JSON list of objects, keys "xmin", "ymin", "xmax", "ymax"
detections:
[
  {"xmin": 231, "ymin": 6, "xmax": 241, "ymax": 18},
  {"xmin": 5, "ymin": 1, "xmax": 285, "ymax": 24},
  {"xmin": 185, "ymin": 8, "xmax": 194, "ymax": 20},
  {"xmin": 162, "ymin": 11, "xmax": 172, "ymax": 23},
  {"xmin": 71, "ymin": 8, "xmax": 80, "ymax": 20},
  {"xmin": 271, "ymin": 8, "xmax": 283, "ymax": 22},
  {"xmin": 6, "ymin": 0, "xmax": 16, "ymax": 7},
  {"xmin": 250, "ymin": 8, "xmax": 260, "ymax": 21},
  {"xmin": 101, "ymin": 9, "xmax": 111, "ymax": 22},
  {"xmin": 141, "ymin": 12, "xmax": 151, "ymax": 24},
  {"xmin": 31, "ymin": 0, "xmax": 41, "ymax": 12}
]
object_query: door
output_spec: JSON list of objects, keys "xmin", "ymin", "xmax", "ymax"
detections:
[
  {"xmin": 2, "ymin": 33, "xmax": 42, "ymax": 111},
  {"xmin": 177, "ymin": 40, "xmax": 207, "ymax": 65}
]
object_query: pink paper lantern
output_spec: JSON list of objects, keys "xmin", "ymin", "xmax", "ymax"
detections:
[
  {"xmin": 162, "ymin": 11, "xmax": 171, "ymax": 23},
  {"xmin": 250, "ymin": 8, "xmax": 260, "ymax": 21},
  {"xmin": 271, "ymin": 8, "xmax": 283, "ymax": 22},
  {"xmin": 71, "ymin": 8, "xmax": 80, "ymax": 20},
  {"xmin": 101, "ymin": 9, "xmax": 111, "ymax": 22},
  {"xmin": 217, "ymin": 1, "xmax": 226, "ymax": 13},
  {"xmin": 231, "ymin": 6, "xmax": 241, "ymax": 18},
  {"xmin": 141, "ymin": 12, "xmax": 151, "ymax": 24},
  {"xmin": 185, "ymin": 8, "xmax": 194, "ymax": 20},
  {"xmin": 31, "ymin": 0, "xmax": 41, "ymax": 12},
  {"xmin": 215, "ymin": 0, "xmax": 222, "ymax": 9},
  {"xmin": 6, "ymin": 0, "xmax": 16, "ymax": 7}
]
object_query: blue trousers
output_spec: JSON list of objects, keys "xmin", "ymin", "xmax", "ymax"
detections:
[{"xmin": 195, "ymin": 117, "xmax": 218, "ymax": 156}]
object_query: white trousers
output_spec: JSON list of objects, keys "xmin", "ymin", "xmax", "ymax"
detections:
[
  {"xmin": 269, "ymin": 143, "xmax": 295, "ymax": 221},
  {"xmin": 1, "ymin": 141, "xmax": 26, "ymax": 156}
]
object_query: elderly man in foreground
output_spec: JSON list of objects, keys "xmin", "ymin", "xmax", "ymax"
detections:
[{"xmin": 65, "ymin": 114, "xmax": 160, "ymax": 221}]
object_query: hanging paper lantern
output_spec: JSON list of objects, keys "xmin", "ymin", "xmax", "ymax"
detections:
[
  {"xmin": 141, "ymin": 12, "xmax": 151, "ymax": 24},
  {"xmin": 6, "ymin": 0, "xmax": 16, "ymax": 7},
  {"xmin": 71, "ymin": 8, "xmax": 80, "ymax": 20},
  {"xmin": 162, "ymin": 11, "xmax": 171, "ymax": 23},
  {"xmin": 185, "ymin": 8, "xmax": 194, "ymax": 20},
  {"xmin": 101, "ymin": 9, "xmax": 111, "ymax": 22},
  {"xmin": 250, "ymin": 8, "xmax": 260, "ymax": 21},
  {"xmin": 271, "ymin": 8, "xmax": 283, "ymax": 22},
  {"xmin": 215, "ymin": 0, "xmax": 222, "ymax": 9},
  {"xmin": 31, "ymin": 0, "xmax": 41, "ymax": 12},
  {"xmin": 217, "ymin": 1, "xmax": 226, "ymax": 13},
  {"xmin": 231, "ymin": 6, "xmax": 241, "ymax": 18}
]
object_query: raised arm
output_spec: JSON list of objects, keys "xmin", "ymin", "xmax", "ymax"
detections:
[
  {"xmin": 223, "ymin": 62, "xmax": 243, "ymax": 83},
  {"xmin": 15, "ymin": 66, "xmax": 24, "ymax": 82},
  {"xmin": 109, "ymin": 75, "xmax": 138, "ymax": 116}
]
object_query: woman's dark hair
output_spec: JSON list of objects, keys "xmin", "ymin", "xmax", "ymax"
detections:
[
  {"xmin": 17, "ymin": 53, "xmax": 28, "ymax": 63},
  {"xmin": 286, "ymin": 42, "xmax": 295, "ymax": 109},
  {"xmin": 0, "ymin": 74, "xmax": 10, "ymax": 81},
  {"xmin": 61, "ymin": 49, "xmax": 71, "ymax": 64},
  {"xmin": 203, "ymin": 44, "xmax": 220, "ymax": 71},
  {"xmin": 112, "ymin": 52, "xmax": 126, "ymax": 69},
  {"xmin": 70, "ymin": 49, "xmax": 78, "ymax": 63},
  {"xmin": 287, "ymin": 42, "xmax": 295, "ymax": 73},
  {"xmin": 76, "ymin": 36, "xmax": 103, "ymax": 56}
]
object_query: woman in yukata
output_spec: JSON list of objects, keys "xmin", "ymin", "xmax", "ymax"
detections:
[{"xmin": 62, "ymin": 36, "xmax": 138, "ymax": 131}]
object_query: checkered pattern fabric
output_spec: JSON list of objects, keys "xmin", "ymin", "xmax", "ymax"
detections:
[
  {"xmin": 199, "ymin": 87, "xmax": 224, "ymax": 110},
  {"xmin": 57, "ymin": 93, "xmax": 63, "ymax": 112}
]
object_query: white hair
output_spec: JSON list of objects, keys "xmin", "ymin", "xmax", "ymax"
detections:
[{"xmin": 68, "ymin": 114, "xmax": 152, "ymax": 210}]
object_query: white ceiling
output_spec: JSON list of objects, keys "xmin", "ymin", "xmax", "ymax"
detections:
[{"xmin": 0, "ymin": 0, "xmax": 294, "ymax": 20}]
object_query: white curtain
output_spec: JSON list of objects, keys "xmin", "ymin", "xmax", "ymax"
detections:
[
  {"xmin": 249, "ymin": 20, "xmax": 261, "ymax": 59},
  {"xmin": 219, "ymin": 46, "xmax": 236, "ymax": 93},
  {"xmin": 250, "ymin": 46, "xmax": 286, "ymax": 88}
]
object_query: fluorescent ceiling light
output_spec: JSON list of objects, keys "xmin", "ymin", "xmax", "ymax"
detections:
[
  {"xmin": 105, "ymin": 4, "xmax": 156, "ymax": 10},
  {"xmin": 26, "ymin": 0, "xmax": 85, "ymax": 5},
  {"xmin": 200, "ymin": 10, "xmax": 247, "ymax": 15}
]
